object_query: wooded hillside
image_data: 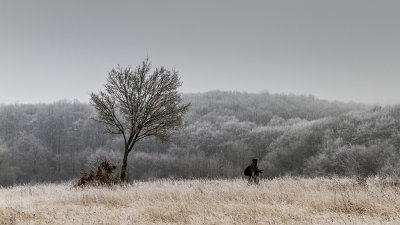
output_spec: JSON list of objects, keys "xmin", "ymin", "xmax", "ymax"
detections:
[{"xmin": 1, "ymin": 91, "xmax": 399, "ymax": 186}]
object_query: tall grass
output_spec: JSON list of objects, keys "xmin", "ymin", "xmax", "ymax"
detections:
[{"xmin": 1, "ymin": 177, "xmax": 400, "ymax": 224}]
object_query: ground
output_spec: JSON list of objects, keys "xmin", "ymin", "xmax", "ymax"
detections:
[{"xmin": 1, "ymin": 177, "xmax": 400, "ymax": 224}]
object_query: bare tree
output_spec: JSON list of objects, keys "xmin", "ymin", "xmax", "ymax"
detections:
[{"xmin": 90, "ymin": 58, "xmax": 190, "ymax": 181}]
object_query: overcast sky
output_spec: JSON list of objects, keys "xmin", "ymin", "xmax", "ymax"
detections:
[{"xmin": 1, "ymin": 0, "xmax": 399, "ymax": 104}]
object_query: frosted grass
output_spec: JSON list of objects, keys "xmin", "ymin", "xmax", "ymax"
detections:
[{"xmin": 1, "ymin": 177, "xmax": 400, "ymax": 224}]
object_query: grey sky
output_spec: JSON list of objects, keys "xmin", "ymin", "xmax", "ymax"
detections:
[{"xmin": 1, "ymin": 0, "xmax": 399, "ymax": 104}]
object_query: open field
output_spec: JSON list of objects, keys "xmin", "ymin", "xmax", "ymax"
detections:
[{"xmin": 1, "ymin": 177, "xmax": 400, "ymax": 225}]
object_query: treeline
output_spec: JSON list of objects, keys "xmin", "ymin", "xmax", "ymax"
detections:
[{"xmin": 1, "ymin": 91, "xmax": 399, "ymax": 186}]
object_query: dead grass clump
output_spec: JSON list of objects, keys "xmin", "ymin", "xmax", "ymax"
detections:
[{"xmin": 75, "ymin": 158, "xmax": 118, "ymax": 188}]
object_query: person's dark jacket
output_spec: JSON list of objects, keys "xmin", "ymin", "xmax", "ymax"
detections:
[{"xmin": 244, "ymin": 163, "xmax": 262, "ymax": 176}]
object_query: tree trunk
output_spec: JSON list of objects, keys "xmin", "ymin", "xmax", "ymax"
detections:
[{"xmin": 120, "ymin": 148, "xmax": 129, "ymax": 182}]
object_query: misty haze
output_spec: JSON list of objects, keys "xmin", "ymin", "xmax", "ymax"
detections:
[{"xmin": 1, "ymin": 1, "xmax": 400, "ymax": 224}]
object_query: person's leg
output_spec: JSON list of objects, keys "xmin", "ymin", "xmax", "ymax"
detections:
[
  {"xmin": 248, "ymin": 175, "xmax": 252, "ymax": 185},
  {"xmin": 248, "ymin": 171, "xmax": 255, "ymax": 185},
  {"xmin": 255, "ymin": 176, "xmax": 259, "ymax": 185}
]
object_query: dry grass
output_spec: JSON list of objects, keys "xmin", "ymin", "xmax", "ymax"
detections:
[{"xmin": 1, "ymin": 177, "xmax": 400, "ymax": 224}]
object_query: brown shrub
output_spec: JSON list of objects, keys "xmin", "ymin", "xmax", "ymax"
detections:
[{"xmin": 75, "ymin": 158, "xmax": 118, "ymax": 188}]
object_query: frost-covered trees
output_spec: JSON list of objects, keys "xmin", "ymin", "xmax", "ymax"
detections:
[
  {"xmin": 0, "ymin": 146, "xmax": 16, "ymax": 186},
  {"xmin": 0, "ymin": 92, "xmax": 399, "ymax": 185}
]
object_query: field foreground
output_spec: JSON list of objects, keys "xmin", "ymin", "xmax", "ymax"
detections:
[{"xmin": 1, "ymin": 177, "xmax": 400, "ymax": 224}]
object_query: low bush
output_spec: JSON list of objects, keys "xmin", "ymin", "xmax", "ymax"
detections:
[{"xmin": 75, "ymin": 158, "xmax": 118, "ymax": 188}]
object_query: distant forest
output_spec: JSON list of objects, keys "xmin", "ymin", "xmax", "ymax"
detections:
[{"xmin": 1, "ymin": 91, "xmax": 400, "ymax": 186}]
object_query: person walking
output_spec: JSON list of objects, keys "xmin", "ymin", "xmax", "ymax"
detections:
[{"xmin": 244, "ymin": 159, "xmax": 262, "ymax": 185}]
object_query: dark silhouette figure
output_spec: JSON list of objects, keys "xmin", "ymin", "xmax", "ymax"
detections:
[{"xmin": 244, "ymin": 159, "xmax": 262, "ymax": 185}]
